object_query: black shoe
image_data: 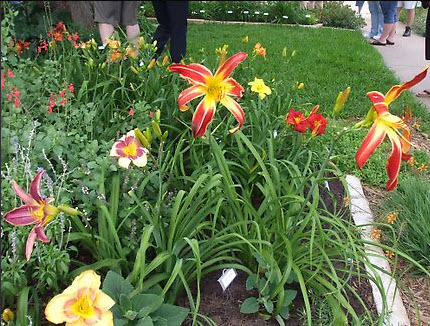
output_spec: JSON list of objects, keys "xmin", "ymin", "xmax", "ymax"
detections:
[{"xmin": 403, "ymin": 26, "xmax": 411, "ymax": 37}]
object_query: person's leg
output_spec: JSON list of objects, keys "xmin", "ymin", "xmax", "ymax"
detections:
[
  {"xmin": 369, "ymin": 1, "xmax": 381, "ymax": 37},
  {"xmin": 152, "ymin": 0, "xmax": 171, "ymax": 57},
  {"xmin": 120, "ymin": 1, "xmax": 140, "ymax": 47},
  {"xmin": 94, "ymin": 1, "xmax": 120, "ymax": 45},
  {"xmin": 374, "ymin": 1, "xmax": 398, "ymax": 44},
  {"xmin": 165, "ymin": 1, "xmax": 188, "ymax": 63},
  {"xmin": 376, "ymin": 1, "xmax": 384, "ymax": 36}
]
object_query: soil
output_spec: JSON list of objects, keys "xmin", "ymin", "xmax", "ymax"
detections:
[{"xmin": 177, "ymin": 271, "xmax": 303, "ymax": 326}]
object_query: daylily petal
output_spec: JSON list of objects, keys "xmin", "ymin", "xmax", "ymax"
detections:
[
  {"xmin": 355, "ymin": 120, "xmax": 387, "ymax": 169},
  {"xmin": 25, "ymin": 227, "xmax": 37, "ymax": 260},
  {"xmin": 82, "ymin": 308, "xmax": 113, "ymax": 326},
  {"xmin": 45, "ymin": 293, "xmax": 80, "ymax": 324},
  {"xmin": 192, "ymin": 97, "xmax": 216, "ymax": 138},
  {"xmin": 118, "ymin": 157, "xmax": 131, "ymax": 169},
  {"xmin": 12, "ymin": 181, "xmax": 35, "ymax": 205},
  {"xmin": 132, "ymin": 153, "xmax": 148, "ymax": 167},
  {"xmin": 30, "ymin": 170, "xmax": 44, "ymax": 202},
  {"xmin": 4, "ymin": 205, "xmax": 37, "ymax": 225},
  {"xmin": 385, "ymin": 128, "xmax": 403, "ymax": 191},
  {"xmin": 110, "ymin": 141, "xmax": 121, "ymax": 157},
  {"xmin": 168, "ymin": 63, "xmax": 212, "ymax": 86},
  {"xmin": 214, "ymin": 52, "xmax": 248, "ymax": 80},
  {"xmin": 224, "ymin": 77, "xmax": 245, "ymax": 98},
  {"xmin": 71, "ymin": 270, "xmax": 101, "ymax": 296},
  {"xmin": 220, "ymin": 96, "xmax": 245, "ymax": 134},
  {"xmin": 367, "ymin": 91, "xmax": 386, "ymax": 106},
  {"xmin": 178, "ymin": 85, "xmax": 205, "ymax": 108},
  {"xmin": 93, "ymin": 291, "xmax": 116, "ymax": 311},
  {"xmin": 385, "ymin": 67, "xmax": 428, "ymax": 104},
  {"xmin": 35, "ymin": 225, "xmax": 50, "ymax": 243}
]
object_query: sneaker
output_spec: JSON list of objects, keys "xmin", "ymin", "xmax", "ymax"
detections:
[{"xmin": 403, "ymin": 26, "xmax": 411, "ymax": 37}]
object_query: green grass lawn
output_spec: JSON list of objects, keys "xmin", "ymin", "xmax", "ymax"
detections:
[
  {"xmin": 186, "ymin": 23, "xmax": 430, "ymax": 130},
  {"xmin": 184, "ymin": 23, "xmax": 430, "ymax": 187}
]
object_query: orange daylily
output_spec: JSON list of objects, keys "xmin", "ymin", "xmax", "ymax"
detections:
[
  {"xmin": 355, "ymin": 67, "xmax": 428, "ymax": 191},
  {"xmin": 169, "ymin": 52, "xmax": 247, "ymax": 138}
]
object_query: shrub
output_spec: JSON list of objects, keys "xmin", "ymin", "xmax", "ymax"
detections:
[{"xmin": 317, "ymin": 1, "xmax": 365, "ymax": 30}]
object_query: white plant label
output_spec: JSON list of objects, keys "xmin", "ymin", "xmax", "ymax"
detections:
[{"xmin": 217, "ymin": 268, "xmax": 237, "ymax": 291}]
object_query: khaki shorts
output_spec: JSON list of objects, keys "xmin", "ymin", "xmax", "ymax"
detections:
[{"xmin": 94, "ymin": 1, "xmax": 138, "ymax": 26}]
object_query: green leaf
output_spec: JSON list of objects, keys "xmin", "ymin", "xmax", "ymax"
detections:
[
  {"xmin": 152, "ymin": 303, "xmax": 189, "ymax": 326},
  {"xmin": 246, "ymin": 274, "xmax": 257, "ymax": 290},
  {"xmin": 133, "ymin": 294, "xmax": 164, "ymax": 319},
  {"xmin": 113, "ymin": 318, "xmax": 129, "ymax": 326},
  {"xmin": 125, "ymin": 310, "xmax": 138, "ymax": 320},
  {"xmin": 102, "ymin": 271, "xmax": 134, "ymax": 302},
  {"xmin": 137, "ymin": 316, "xmax": 154, "ymax": 326},
  {"xmin": 264, "ymin": 299, "xmax": 274, "ymax": 314},
  {"xmin": 240, "ymin": 297, "xmax": 260, "ymax": 314},
  {"xmin": 283, "ymin": 290, "xmax": 297, "ymax": 307},
  {"xmin": 120, "ymin": 293, "xmax": 133, "ymax": 312}
]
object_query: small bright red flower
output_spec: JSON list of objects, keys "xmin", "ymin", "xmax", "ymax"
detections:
[
  {"xmin": 286, "ymin": 109, "xmax": 308, "ymax": 133},
  {"xmin": 149, "ymin": 112, "xmax": 154, "ymax": 118},
  {"xmin": 7, "ymin": 69, "xmax": 13, "ymax": 78},
  {"xmin": 14, "ymin": 98, "xmax": 20, "ymax": 107},
  {"xmin": 68, "ymin": 83, "xmax": 74, "ymax": 93},
  {"xmin": 1, "ymin": 73, "xmax": 5, "ymax": 90},
  {"xmin": 129, "ymin": 108, "xmax": 134, "ymax": 116},
  {"xmin": 59, "ymin": 90, "xmax": 66, "ymax": 98},
  {"xmin": 307, "ymin": 106, "xmax": 328, "ymax": 136}
]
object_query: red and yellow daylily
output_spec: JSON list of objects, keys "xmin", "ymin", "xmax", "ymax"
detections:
[
  {"xmin": 355, "ymin": 67, "xmax": 428, "ymax": 191},
  {"xmin": 45, "ymin": 270, "xmax": 115, "ymax": 326},
  {"xmin": 4, "ymin": 170, "xmax": 59, "ymax": 260},
  {"xmin": 169, "ymin": 52, "xmax": 247, "ymax": 138},
  {"xmin": 286, "ymin": 108, "xmax": 308, "ymax": 133},
  {"xmin": 4, "ymin": 170, "xmax": 81, "ymax": 260}
]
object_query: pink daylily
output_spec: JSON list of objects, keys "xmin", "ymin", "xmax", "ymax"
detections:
[
  {"xmin": 4, "ymin": 170, "xmax": 59, "ymax": 260},
  {"xmin": 110, "ymin": 130, "xmax": 149, "ymax": 169}
]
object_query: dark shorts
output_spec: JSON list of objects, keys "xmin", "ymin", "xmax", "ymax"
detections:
[{"xmin": 94, "ymin": 1, "xmax": 138, "ymax": 26}]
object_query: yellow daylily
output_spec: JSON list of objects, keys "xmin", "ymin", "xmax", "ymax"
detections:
[
  {"xmin": 248, "ymin": 78, "xmax": 272, "ymax": 99},
  {"xmin": 45, "ymin": 270, "xmax": 115, "ymax": 326},
  {"xmin": 215, "ymin": 44, "xmax": 229, "ymax": 67}
]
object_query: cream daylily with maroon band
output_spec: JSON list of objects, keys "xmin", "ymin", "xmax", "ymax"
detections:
[
  {"xmin": 110, "ymin": 130, "xmax": 149, "ymax": 169},
  {"xmin": 45, "ymin": 270, "xmax": 115, "ymax": 326},
  {"xmin": 355, "ymin": 67, "xmax": 428, "ymax": 191},
  {"xmin": 168, "ymin": 52, "xmax": 247, "ymax": 138}
]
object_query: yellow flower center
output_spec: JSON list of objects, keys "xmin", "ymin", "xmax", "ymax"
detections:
[
  {"xmin": 123, "ymin": 142, "xmax": 138, "ymax": 157},
  {"xmin": 30, "ymin": 204, "xmax": 45, "ymax": 221},
  {"xmin": 70, "ymin": 293, "xmax": 94, "ymax": 319},
  {"xmin": 294, "ymin": 117, "xmax": 302, "ymax": 124},
  {"xmin": 206, "ymin": 77, "xmax": 226, "ymax": 101}
]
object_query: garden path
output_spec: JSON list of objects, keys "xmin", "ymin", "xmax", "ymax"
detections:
[{"xmin": 347, "ymin": 1, "xmax": 430, "ymax": 112}]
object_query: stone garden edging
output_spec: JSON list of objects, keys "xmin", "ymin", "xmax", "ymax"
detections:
[{"xmin": 346, "ymin": 175, "xmax": 410, "ymax": 326}]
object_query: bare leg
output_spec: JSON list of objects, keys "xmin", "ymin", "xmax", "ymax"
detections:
[
  {"xmin": 406, "ymin": 9, "xmax": 415, "ymax": 27},
  {"xmin": 377, "ymin": 23, "xmax": 395, "ymax": 43},
  {"xmin": 99, "ymin": 23, "xmax": 114, "ymax": 46},
  {"xmin": 126, "ymin": 24, "xmax": 140, "ymax": 47}
]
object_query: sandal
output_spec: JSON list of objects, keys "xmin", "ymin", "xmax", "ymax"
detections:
[
  {"xmin": 416, "ymin": 89, "xmax": 430, "ymax": 97},
  {"xmin": 386, "ymin": 40, "xmax": 395, "ymax": 45},
  {"xmin": 371, "ymin": 40, "xmax": 386, "ymax": 46}
]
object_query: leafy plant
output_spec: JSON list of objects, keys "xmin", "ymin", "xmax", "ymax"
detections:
[{"xmin": 102, "ymin": 270, "xmax": 189, "ymax": 326}]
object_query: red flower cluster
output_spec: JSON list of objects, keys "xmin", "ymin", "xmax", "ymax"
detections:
[
  {"xmin": 37, "ymin": 39, "xmax": 48, "ymax": 53},
  {"xmin": 2, "ymin": 69, "xmax": 20, "ymax": 107},
  {"xmin": 285, "ymin": 105, "xmax": 328, "ymax": 136},
  {"xmin": 47, "ymin": 22, "xmax": 67, "ymax": 42},
  {"xmin": 47, "ymin": 83, "xmax": 74, "ymax": 113},
  {"xmin": 10, "ymin": 38, "xmax": 30, "ymax": 56}
]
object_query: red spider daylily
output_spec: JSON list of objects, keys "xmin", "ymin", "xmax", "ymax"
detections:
[
  {"xmin": 355, "ymin": 67, "xmax": 428, "ymax": 191},
  {"xmin": 4, "ymin": 170, "xmax": 59, "ymax": 260},
  {"xmin": 168, "ymin": 52, "xmax": 247, "ymax": 138}
]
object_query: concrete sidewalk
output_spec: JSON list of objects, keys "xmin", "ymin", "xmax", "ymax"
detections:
[{"xmin": 346, "ymin": 1, "xmax": 430, "ymax": 111}]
